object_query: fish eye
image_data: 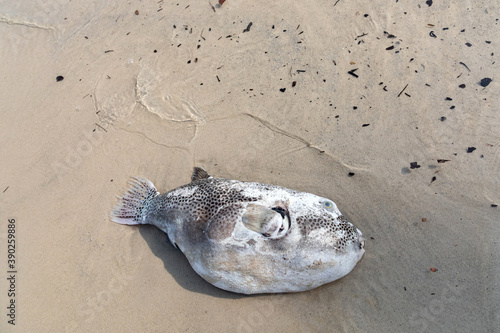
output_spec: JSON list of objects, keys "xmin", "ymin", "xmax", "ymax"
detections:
[{"xmin": 322, "ymin": 200, "xmax": 334, "ymax": 210}]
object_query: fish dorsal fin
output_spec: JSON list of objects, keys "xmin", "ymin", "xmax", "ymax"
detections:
[
  {"xmin": 242, "ymin": 204, "xmax": 290, "ymax": 238},
  {"xmin": 191, "ymin": 167, "xmax": 211, "ymax": 182}
]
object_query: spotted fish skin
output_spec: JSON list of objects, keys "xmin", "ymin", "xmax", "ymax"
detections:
[{"xmin": 111, "ymin": 167, "xmax": 365, "ymax": 294}]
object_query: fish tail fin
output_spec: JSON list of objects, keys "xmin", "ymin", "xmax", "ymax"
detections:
[{"xmin": 110, "ymin": 177, "xmax": 160, "ymax": 225}]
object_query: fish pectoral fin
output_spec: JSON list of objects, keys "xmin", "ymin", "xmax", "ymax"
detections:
[
  {"xmin": 242, "ymin": 204, "xmax": 290, "ymax": 238},
  {"xmin": 191, "ymin": 167, "xmax": 211, "ymax": 182}
]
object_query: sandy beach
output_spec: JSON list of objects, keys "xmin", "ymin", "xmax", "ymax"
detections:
[{"xmin": 0, "ymin": 0, "xmax": 499, "ymax": 332}]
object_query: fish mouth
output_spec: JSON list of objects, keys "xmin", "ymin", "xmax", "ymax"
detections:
[{"xmin": 357, "ymin": 228, "xmax": 365, "ymax": 250}]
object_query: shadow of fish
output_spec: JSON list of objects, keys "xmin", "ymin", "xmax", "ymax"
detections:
[{"xmin": 111, "ymin": 167, "xmax": 365, "ymax": 294}]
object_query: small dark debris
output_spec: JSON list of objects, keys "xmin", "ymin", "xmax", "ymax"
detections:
[
  {"xmin": 465, "ymin": 42, "xmax": 472, "ymax": 47},
  {"xmin": 445, "ymin": 97, "xmax": 452, "ymax": 101},
  {"xmin": 153, "ymin": 50, "xmax": 157, "ymax": 53},
  {"xmin": 485, "ymin": 40, "xmax": 491, "ymax": 44},
  {"xmin": 135, "ymin": 10, "xmax": 139, "ymax": 15},
  {"xmin": 386, "ymin": 45, "xmax": 395, "ymax": 50},
  {"xmin": 429, "ymin": 31, "xmax": 437, "ymax": 38},
  {"xmin": 410, "ymin": 162, "xmax": 421, "ymax": 169},
  {"xmin": 292, "ymin": 81, "xmax": 297, "ymax": 87},
  {"xmin": 348, "ymin": 68, "xmax": 359, "ymax": 78},
  {"xmin": 404, "ymin": 287, "xmax": 407, "ymax": 291},
  {"xmin": 104, "ymin": 50, "xmax": 114, "ymax": 53},
  {"xmin": 479, "ymin": 78, "xmax": 492, "ymax": 87},
  {"xmin": 362, "ymin": 123, "xmax": 370, "ymax": 127},
  {"xmin": 56, "ymin": 76, "xmax": 64, "ymax": 82},
  {"xmin": 430, "ymin": 176, "xmax": 436, "ymax": 184},
  {"xmin": 219, "ymin": 0, "xmax": 226, "ymax": 4},
  {"xmin": 450, "ymin": 106, "xmax": 455, "ymax": 110},
  {"xmin": 384, "ymin": 31, "xmax": 396, "ymax": 38},
  {"xmin": 492, "ymin": 204, "xmax": 498, "ymax": 208},
  {"xmin": 353, "ymin": 106, "xmax": 358, "ymax": 110},
  {"xmin": 458, "ymin": 84, "xmax": 466, "ymax": 88},
  {"xmin": 466, "ymin": 147, "xmax": 476, "ymax": 153},
  {"xmin": 279, "ymin": 88, "xmax": 286, "ymax": 92},
  {"xmin": 348, "ymin": 172, "xmax": 355, "ymax": 177},
  {"xmin": 459, "ymin": 62, "xmax": 471, "ymax": 71},
  {"xmin": 437, "ymin": 159, "xmax": 450, "ymax": 163},
  {"xmin": 397, "ymin": 84, "xmax": 408, "ymax": 97},
  {"xmin": 243, "ymin": 22, "xmax": 253, "ymax": 33},
  {"xmin": 426, "ymin": 0, "xmax": 433, "ymax": 6},
  {"xmin": 364, "ymin": 14, "xmax": 369, "ymax": 17},
  {"xmin": 440, "ymin": 116, "xmax": 447, "ymax": 121},
  {"xmin": 216, "ymin": 75, "xmax": 220, "ymax": 82},
  {"xmin": 401, "ymin": 167, "xmax": 411, "ymax": 174}
]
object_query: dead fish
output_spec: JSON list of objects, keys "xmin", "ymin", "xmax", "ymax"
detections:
[{"xmin": 111, "ymin": 167, "xmax": 365, "ymax": 294}]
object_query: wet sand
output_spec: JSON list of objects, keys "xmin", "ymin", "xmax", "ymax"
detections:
[{"xmin": 0, "ymin": 1, "xmax": 499, "ymax": 332}]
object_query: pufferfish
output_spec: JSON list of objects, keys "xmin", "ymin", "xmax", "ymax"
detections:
[{"xmin": 111, "ymin": 167, "xmax": 365, "ymax": 294}]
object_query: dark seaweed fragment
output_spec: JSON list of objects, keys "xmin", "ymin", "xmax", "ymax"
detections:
[
  {"xmin": 479, "ymin": 78, "xmax": 492, "ymax": 87},
  {"xmin": 466, "ymin": 147, "xmax": 476, "ymax": 153},
  {"xmin": 459, "ymin": 62, "xmax": 471, "ymax": 71},
  {"xmin": 347, "ymin": 68, "xmax": 359, "ymax": 78},
  {"xmin": 384, "ymin": 31, "xmax": 396, "ymax": 38},
  {"xmin": 243, "ymin": 22, "xmax": 253, "ymax": 33},
  {"xmin": 437, "ymin": 159, "xmax": 450, "ymax": 163},
  {"xmin": 410, "ymin": 162, "xmax": 421, "ymax": 169},
  {"xmin": 386, "ymin": 45, "xmax": 395, "ymax": 50},
  {"xmin": 397, "ymin": 84, "xmax": 408, "ymax": 97}
]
